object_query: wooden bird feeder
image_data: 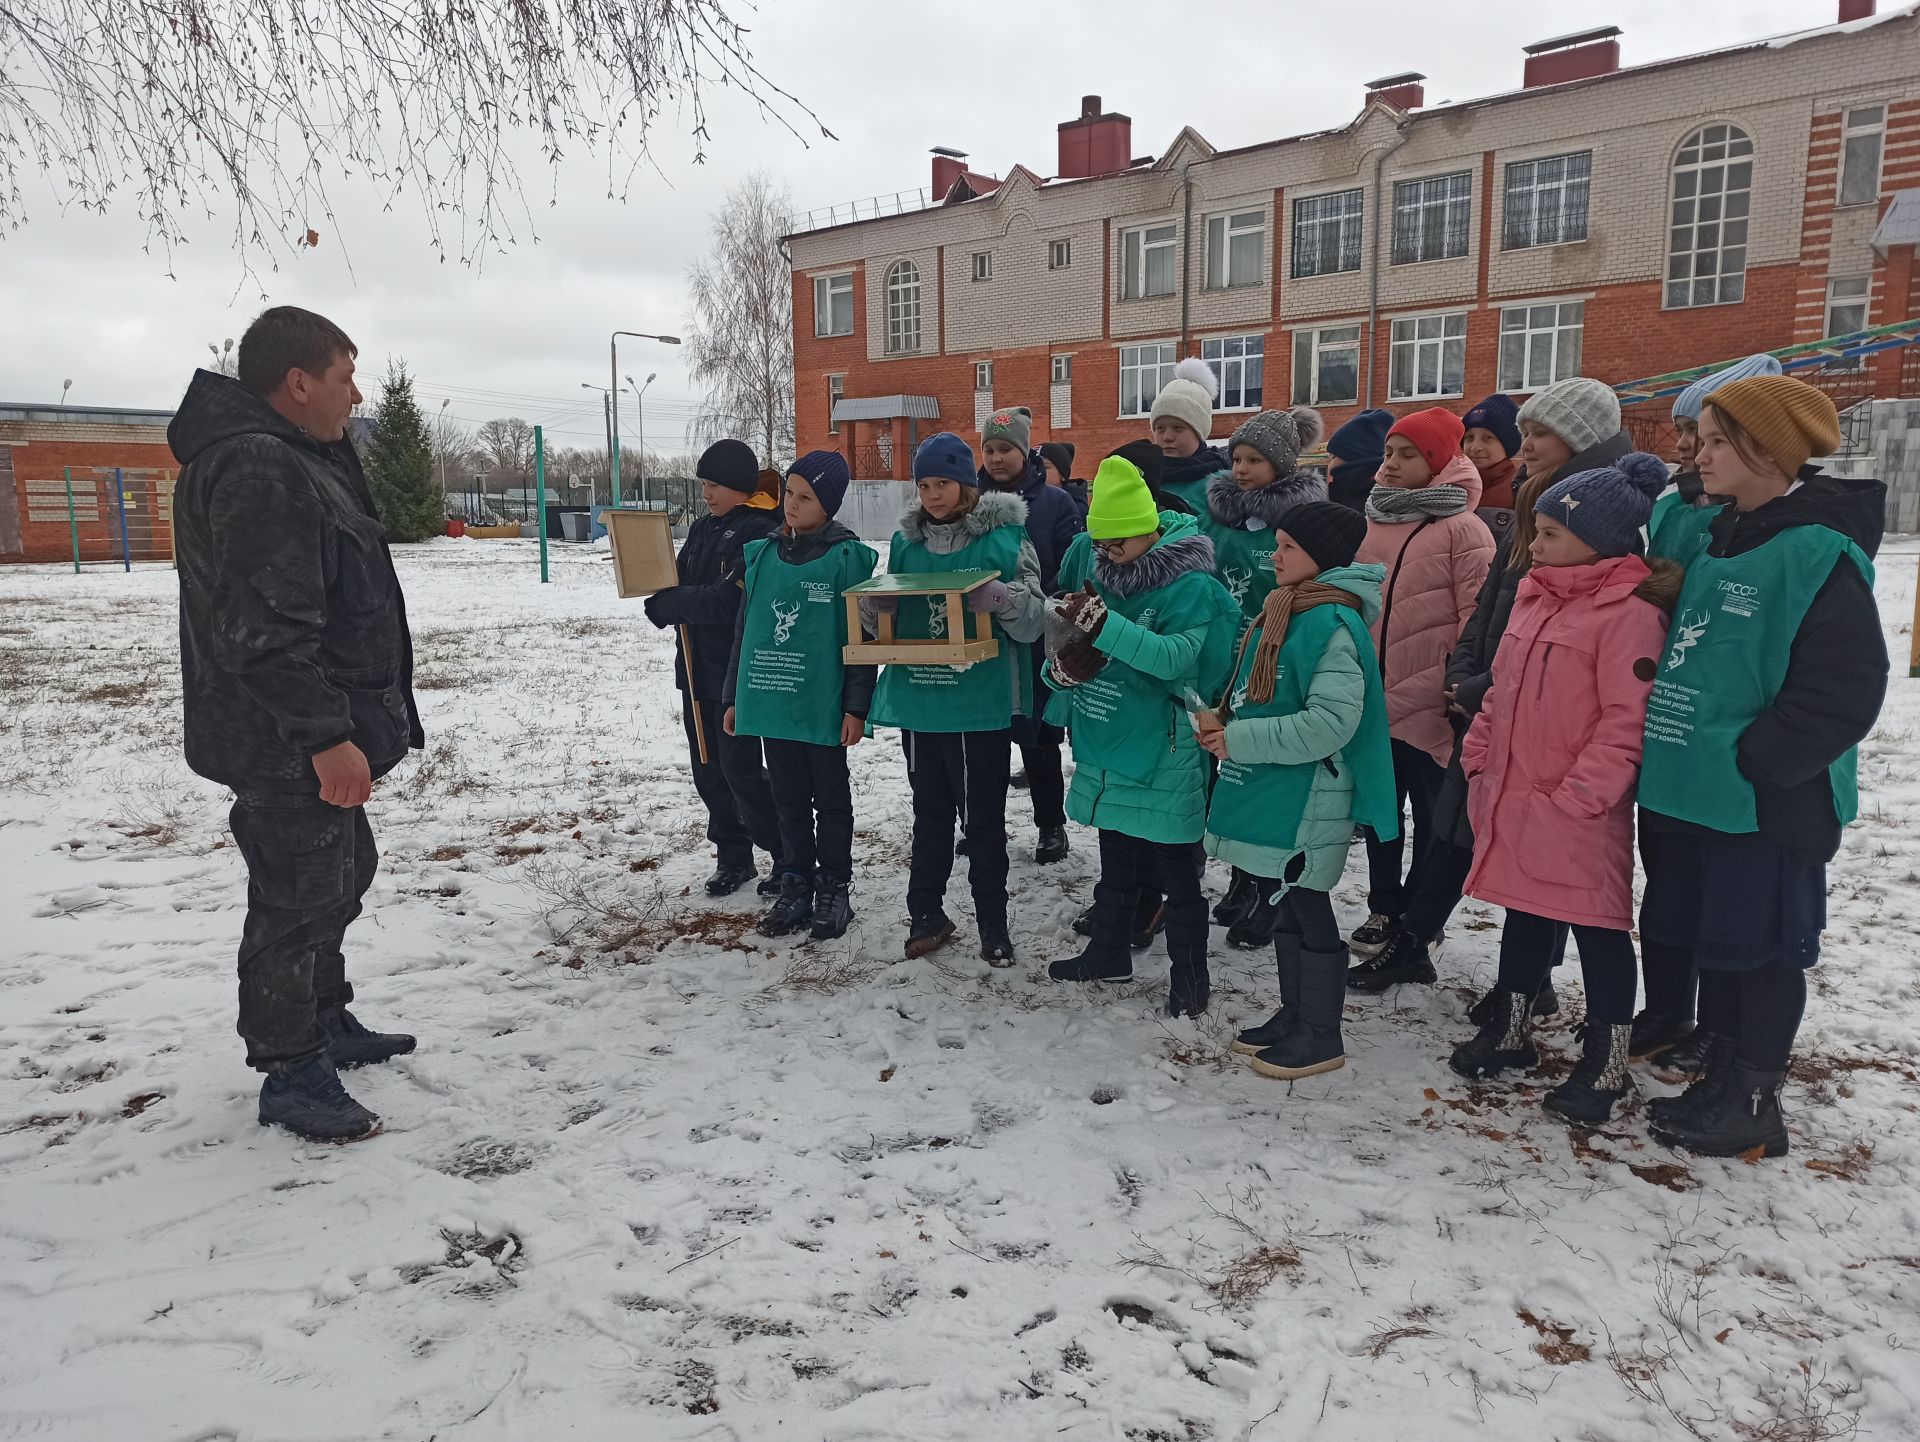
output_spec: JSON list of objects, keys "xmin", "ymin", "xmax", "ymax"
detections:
[
  {"xmin": 843, "ymin": 570, "xmax": 1002, "ymax": 666},
  {"xmin": 604, "ymin": 509, "xmax": 679, "ymax": 598}
]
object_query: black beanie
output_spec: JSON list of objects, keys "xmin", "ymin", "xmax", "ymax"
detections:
[
  {"xmin": 1038, "ymin": 442, "xmax": 1076, "ymax": 479},
  {"xmin": 696, "ymin": 438, "xmax": 761, "ymax": 494},
  {"xmin": 1106, "ymin": 439, "xmax": 1162, "ymax": 489},
  {"xmin": 1277, "ymin": 501, "xmax": 1367, "ymax": 572}
]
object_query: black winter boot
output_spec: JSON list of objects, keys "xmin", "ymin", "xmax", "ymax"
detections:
[
  {"xmin": 1543, "ymin": 1022, "xmax": 1634, "ymax": 1127},
  {"xmin": 758, "ymin": 874, "xmax": 815, "ymax": 937},
  {"xmin": 1251, "ymin": 946, "xmax": 1347, "ymax": 1079},
  {"xmin": 1035, "ymin": 827, "xmax": 1070, "ymax": 865},
  {"xmin": 705, "ymin": 862, "xmax": 758, "ymax": 898},
  {"xmin": 1164, "ymin": 922, "xmax": 1211, "ymax": 1019},
  {"xmin": 977, "ymin": 903, "xmax": 1016, "ymax": 968},
  {"xmin": 1628, "ymin": 1008, "xmax": 1695, "ymax": 1061},
  {"xmin": 1212, "ymin": 870, "xmax": 1258, "ymax": 929},
  {"xmin": 1050, "ymin": 892, "xmax": 1135, "ymax": 983},
  {"xmin": 810, "ymin": 882, "xmax": 854, "ymax": 941},
  {"xmin": 904, "ymin": 910, "xmax": 956, "ymax": 960},
  {"xmin": 1232, "ymin": 930, "xmax": 1302, "ymax": 1056},
  {"xmin": 1647, "ymin": 1034, "xmax": 1736, "ymax": 1130},
  {"xmin": 1225, "ymin": 884, "xmax": 1279, "ymax": 950},
  {"xmin": 258, "ymin": 1054, "xmax": 381, "ymax": 1141},
  {"xmin": 1346, "ymin": 928, "xmax": 1437, "ymax": 994},
  {"xmin": 322, "ymin": 1008, "xmax": 416, "ymax": 1069},
  {"xmin": 1649, "ymin": 1025, "xmax": 1716, "ymax": 1077},
  {"xmin": 1348, "ymin": 912, "xmax": 1395, "ymax": 958},
  {"xmin": 1449, "ymin": 989, "xmax": 1539, "ymax": 1079},
  {"xmin": 1650, "ymin": 1065, "xmax": 1789, "ymax": 1159},
  {"xmin": 1468, "ymin": 980, "xmax": 1560, "ymax": 1026}
]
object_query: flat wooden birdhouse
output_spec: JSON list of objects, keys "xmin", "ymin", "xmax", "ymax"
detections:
[
  {"xmin": 843, "ymin": 570, "xmax": 1002, "ymax": 666},
  {"xmin": 604, "ymin": 509, "xmax": 679, "ymax": 598}
]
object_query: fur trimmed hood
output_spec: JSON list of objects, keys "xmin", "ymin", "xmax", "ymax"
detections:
[
  {"xmin": 1205, "ymin": 469, "xmax": 1328, "ymax": 531},
  {"xmin": 897, "ymin": 488, "xmax": 1028, "ymax": 544},
  {"xmin": 1095, "ymin": 533, "xmax": 1218, "ymax": 598},
  {"xmin": 1634, "ymin": 556, "xmax": 1685, "ymax": 615}
]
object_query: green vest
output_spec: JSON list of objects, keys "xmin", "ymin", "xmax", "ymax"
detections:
[
  {"xmin": 1045, "ymin": 554, "xmax": 1241, "ymax": 784},
  {"xmin": 1159, "ymin": 475, "xmax": 1214, "ymax": 513},
  {"xmin": 1206, "ymin": 606, "xmax": 1399, "ymax": 849},
  {"xmin": 735, "ymin": 535, "xmax": 878, "ymax": 746},
  {"xmin": 868, "ymin": 522, "xmax": 1030, "ymax": 734},
  {"xmin": 1646, "ymin": 490, "xmax": 1719, "ymax": 564},
  {"xmin": 1199, "ymin": 509, "xmax": 1280, "ymax": 623},
  {"xmin": 1638, "ymin": 524, "xmax": 1872, "ymax": 834}
]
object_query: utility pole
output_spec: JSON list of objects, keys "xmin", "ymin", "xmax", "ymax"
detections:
[
  {"xmin": 627, "ymin": 373, "xmax": 657, "ymax": 509},
  {"xmin": 438, "ymin": 398, "xmax": 451, "ymax": 509}
]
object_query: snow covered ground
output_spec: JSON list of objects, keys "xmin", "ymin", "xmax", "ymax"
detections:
[{"xmin": 2, "ymin": 535, "xmax": 1917, "ymax": 1442}]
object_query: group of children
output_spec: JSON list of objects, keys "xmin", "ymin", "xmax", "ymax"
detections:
[{"xmin": 642, "ymin": 354, "xmax": 1890, "ymax": 1162}]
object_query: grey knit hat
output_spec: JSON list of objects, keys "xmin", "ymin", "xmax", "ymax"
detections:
[
  {"xmin": 1229, "ymin": 406, "xmax": 1327, "ymax": 476},
  {"xmin": 981, "ymin": 405, "xmax": 1033, "ymax": 452},
  {"xmin": 1516, "ymin": 377, "xmax": 1620, "ymax": 455},
  {"xmin": 1534, "ymin": 452, "xmax": 1669, "ymax": 558}
]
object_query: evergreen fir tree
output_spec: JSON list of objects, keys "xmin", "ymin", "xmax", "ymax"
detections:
[{"xmin": 361, "ymin": 361, "xmax": 445, "ymax": 542}]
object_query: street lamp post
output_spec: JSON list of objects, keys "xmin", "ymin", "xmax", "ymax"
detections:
[
  {"xmin": 438, "ymin": 398, "xmax": 451, "ymax": 512},
  {"xmin": 610, "ymin": 330, "xmax": 680, "ymax": 506},
  {"xmin": 626, "ymin": 373, "xmax": 657, "ymax": 509},
  {"xmin": 580, "ymin": 383, "xmax": 629, "ymax": 506}
]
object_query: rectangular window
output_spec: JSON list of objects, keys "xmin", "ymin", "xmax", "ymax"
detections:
[
  {"xmin": 1388, "ymin": 313, "xmax": 1468, "ymax": 400},
  {"xmin": 1119, "ymin": 342, "xmax": 1178, "ymax": 417},
  {"xmin": 1205, "ymin": 210, "xmax": 1266, "ymax": 289},
  {"xmin": 1292, "ymin": 189, "xmax": 1365, "ymax": 278},
  {"xmin": 1201, "ymin": 333, "xmax": 1266, "ymax": 411},
  {"xmin": 813, "ymin": 273, "xmax": 853, "ymax": 337},
  {"xmin": 827, "ymin": 374, "xmax": 844, "ymax": 435},
  {"xmin": 971, "ymin": 251, "xmax": 993, "ymax": 282},
  {"xmin": 1840, "ymin": 105, "xmax": 1885, "ymax": 208},
  {"xmin": 1497, "ymin": 301, "xmax": 1585, "ymax": 391},
  {"xmin": 1391, "ymin": 172, "xmax": 1473, "ymax": 265},
  {"xmin": 975, "ymin": 361, "xmax": 994, "ymax": 390},
  {"xmin": 1121, "ymin": 223, "xmax": 1178, "ymax": 299},
  {"xmin": 1051, "ymin": 354, "xmax": 1073, "ymax": 384},
  {"xmin": 1826, "ymin": 275, "xmax": 1871, "ymax": 369},
  {"xmin": 1049, "ymin": 238, "xmax": 1073, "ymax": 270},
  {"xmin": 1502, "ymin": 151, "xmax": 1592, "ymax": 250},
  {"xmin": 1290, "ymin": 325, "xmax": 1361, "ymax": 406}
]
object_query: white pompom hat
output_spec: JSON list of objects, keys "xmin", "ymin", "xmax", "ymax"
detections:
[{"xmin": 1149, "ymin": 356, "xmax": 1219, "ymax": 440}]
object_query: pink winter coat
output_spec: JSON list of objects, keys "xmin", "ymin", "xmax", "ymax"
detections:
[
  {"xmin": 1461, "ymin": 555, "xmax": 1679, "ymax": 931},
  {"xmin": 1358, "ymin": 453, "xmax": 1496, "ymax": 766}
]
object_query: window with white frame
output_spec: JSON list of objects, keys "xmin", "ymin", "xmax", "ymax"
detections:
[
  {"xmin": 1201, "ymin": 334, "xmax": 1265, "ymax": 410},
  {"xmin": 1049, "ymin": 238, "xmax": 1073, "ymax": 270},
  {"xmin": 813, "ymin": 273, "xmax": 853, "ymax": 337},
  {"xmin": 1205, "ymin": 210, "xmax": 1266, "ymax": 289},
  {"xmin": 1121, "ymin": 223, "xmax": 1178, "ymax": 299},
  {"xmin": 1119, "ymin": 342, "xmax": 1177, "ymax": 417},
  {"xmin": 1826, "ymin": 275, "xmax": 1871, "ymax": 370},
  {"xmin": 1389, "ymin": 313, "xmax": 1468, "ymax": 400},
  {"xmin": 885, "ymin": 259, "xmax": 922, "ymax": 354},
  {"xmin": 827, "ymin": 374, "xmax": 844, "ymax": 435},
  {"xmin": 1291, "ymin": 325, "xmax": 1361, "ymax": 406},
  {"xmin": 1503, "ymin": 151, "xmax": 1592, "ymax": 250},
  {"xmin": 1292, "ymin": 190, "xmax": 1365, "ymax": 278},
  {"xmin": 1497, "ymin": 301, "xmax": 1585, "ymax": 391},
  {"xmin": 1391, "ymin": 172, "xmax": 1472, "ymax": 265},
  {"xmin": 1051, "ymin": 354, "xmax": 1073, "ymax": 384},
  {"xmin": 1666, "ymin": 124, "xmax": 1753, "ymax": 308},
  {"xmin": 975, "ymin": 361, "xmax": 994, "ymax": 390},
  {"xmin": 1840, "ymin": 106, "xmax": 1885, "ymax": 208},
  {"xmin": 971, "ymin": 251, "xmax": 993, "ymax": 282}
]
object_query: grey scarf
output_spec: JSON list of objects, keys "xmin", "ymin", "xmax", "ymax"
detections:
[
  {"xmin": 1205, "ymin": 470, "xmax": 1328, "ymax": 531},
  {"xmin": 1365, "ymin": 484, "xmax": 1471, "ymax": 524},
  {"xmin": 1093, "ymin": 534, "xmax": 1217, "ymax": 598}
]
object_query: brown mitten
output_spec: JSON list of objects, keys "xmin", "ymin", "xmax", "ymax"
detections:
[{"xmin": 1057, "ymin": 582, "xmax": 1109, "ymax": 641}]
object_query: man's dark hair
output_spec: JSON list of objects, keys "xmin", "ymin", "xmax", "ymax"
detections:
[{"xmin": 236, "ymin": 306, "xmax": 357, "ymax": 397}]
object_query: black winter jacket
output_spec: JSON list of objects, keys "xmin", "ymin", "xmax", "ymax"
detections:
[
  {"xmin": 170, "ymin": 370, "xmax": 422, "ymax": 794},
  {"xmin": 642, "ymin": 499, "xmax": 782, "ymax": 697},
  {"xmin": 721, "ymin": 521, "xmax": 878, "ymax": 719},
  {"xmin": 1644, "ymin": 469, "xmax": 1889, "ymax": 864}
]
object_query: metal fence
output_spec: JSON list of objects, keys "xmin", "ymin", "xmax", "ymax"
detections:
[{"xmin": 27, "ymin": 466, "xmax": 176, "ymax": 570}]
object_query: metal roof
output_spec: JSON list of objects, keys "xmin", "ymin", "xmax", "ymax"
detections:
[
  {"xmin": 832, "ymin": 395, "xmax": 941, "ymax": 423},
  {"xmin": 0, "ymin": 402, "xmax": 175, "ymax": 426},
  {"xmin": 1872, "ymin": 189, "xmax": 1920, "ymax": 255}
]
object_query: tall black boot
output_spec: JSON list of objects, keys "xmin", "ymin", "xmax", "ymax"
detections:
[
  {"xmin": 1543, "ymin": 1022, "xmax": 1634, "ymax": 1127},
  {"xmin": 1164, "ymin": 900, "xmax": 1210, "ymax": 1018},
  {"xmin": 1050, "ymin": 891, "xmax": 1134, "ymax": 983},
  {"xmin": 1232, "ymin": 930, "xmax": 1301, "ymax": 1056},
  {"xmin": 1648, "ymin": 1034, "xmax": 1736, "ymax": 1132},
  {"xmin": 1251, "ymin": 946, "xmax": 1347, "ymax": 1079},
  {"xmin": 1449, "ymin": 988, "xmax": 1538, "ymax": 1079},
  {"xmin": 1650, "ymin": 1065, "xmax": 1789, "ymax": 1159}
]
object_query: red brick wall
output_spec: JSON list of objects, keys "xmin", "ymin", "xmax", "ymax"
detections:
[{"xmin": 6, "ymin": 437, "xmax": 181, "ymax": 564}]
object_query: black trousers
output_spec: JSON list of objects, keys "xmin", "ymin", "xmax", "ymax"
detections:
[
  {"xmin": 1364, "ymin": 739, "xmax": 1444, "ymax": 919},
  {"xmin": 903, "ymin": 729, "xmax": 1011, "ymax": 924},
  {"xmin": 1693, "ymin": 968, "xmax": 1806, "ymax": 1071},
  {"xmin": 1401, "ymin": 839, "xmax": 1473, "ymax": 943},
  {"xmin": 682, "ymin": 692, "xmax": 781, "ymax": 870},
  {"xmin": 1018, "ymin": 736, "xmax": 1069, "ymax": 831},
  {"xmin": 230, "ymin": 794, "xmax": 378, "ymax": 1071},
  {"xmin": 1271, "ymin": 885, "xmax": 1342, "ymax": 953},
  {"xmin": 764, "ymin": 738, "xmax": 854, "ymax": 887},
  {"xmin": 1497, "ymin": 908, "xmax": 1636, "ymax": 1025},
  {"xmin": 1097, "ymin": 828, "xmax": 1206, "ymax": 946}
]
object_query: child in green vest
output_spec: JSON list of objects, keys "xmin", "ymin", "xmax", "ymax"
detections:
[
  {"xmin": 1199, "ymin": 502, "xmax": 1396, "ymax": 1080},
  {"xmin": 1042, "ymin": 455, "xmax": 1241, "ymax": 1016},
  {"xmin": 1637, "ymin": 376, "xmax": 1888, "ymax": 1160},
  {"xmin": 722, "ymin": 452, "xmax": 878, "ymax": 941},
  {"xmin": 865, "ymin": 433, "xmax": 1047, "ymax": 964}
]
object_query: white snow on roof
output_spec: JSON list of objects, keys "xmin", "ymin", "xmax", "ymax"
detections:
[{"xmin": 1766, "ymin": 0, "xmax": 1919, "ymax": 47}]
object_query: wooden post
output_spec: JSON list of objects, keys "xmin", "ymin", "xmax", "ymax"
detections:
[
  {"xmin": 1910, "ymin": 555, "xmax": 1919, "ymax": 678},
  {"xmin": 680, "ymin": 625, "xmax": 710, "ymax": 764}
]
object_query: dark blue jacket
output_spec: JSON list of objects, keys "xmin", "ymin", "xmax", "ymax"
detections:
[{"xmin": 983, "ymin": 455, "xmax": 1085, "ymax": 597}]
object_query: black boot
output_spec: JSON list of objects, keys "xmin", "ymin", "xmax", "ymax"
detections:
[
  {"xmin": 1348, "ymin": 912, "xmax": 1395, "ymax": 958},
  {"xmin": 978, "ymin": 910, "xmax": 1016, "ymax": 968},
  {"xmin": 1650, "ymin": 1065, "xmax": 1789, "ymax": 1159},
  {"xmin": 1649, "ymin": 1024, "xmax": 1716, "ymax": 1077},
  {"xmin": 705, "ymin": 861, "xmax": 758, "ymax": 898},
  {"xmin": 258, "ymin": 1053, "xmax": 380, "ymax": 1141},
  {"xmin": 1050, "ymin": 893, "xmax": 1135, "ymax": 984},
  {"xmin": 1130, "ymin": 893, "xmax": 1167, "ymax": 951},
  {"xmin": 904, "ymin": 910, "xmax": 955, "ymax": 960},
  {"xmin": 1449, "ymin": 988, "xmax": 1538, "ymax": 1079},
  {"xmin": 322, "ymin": 1008, "xmax": 416, "ymax": 1069},
  {"xmin": 1010, "ymin": 769, "xmax": 1030, "ymax": 790},
  {"xmin": 1628, "ymin": 1008, "xmax": 1694, "ymax": 1061},
  {"xmin": 1543, "ymin": 1022, "xmax": 1634, "ymax": 1126},
  {"xmin": 1346, "ymin": 928, "xmax": 1437, "ymax": 994},
  {"xmin": 1212, "ymin": 870, "xmax": 1258, "ymax": 929},
  {"xmin": 758, "ymin": 874, "xmax": 815, "ymax": 937},
  {"xmin": 1225, "ymin": 884, "xmax": 1279, "ymax": 950},
  {"xmin": 1231, "ymin": 930, "xmax": 1301, "ymax": 1056},
  {"xmin": 1468, "ymin": 980, "xmax": 1560, "ymax": 1026},
  {"xmin": 1647, "ymin": 1034, "xmax": 1736, "ymax": 1130},
  {"xmin": 1251, "ymin": 946, "xmax": 1347, "ymax": 1079},
  {"xmin": 1164, "ymin": 913, "xmax": 1210, "ymax": 1019},
  {"xmin": 1035, "ymin": 827, "xmax": 1070, "ymax": 865},
  {"xmin": 809, "ymin": 881, "xmax": 854, "ymax": 941}
]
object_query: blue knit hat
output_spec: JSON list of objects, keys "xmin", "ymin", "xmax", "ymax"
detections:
[
  {"xmin": 787, "ymin": 450, "xmax": 852, "ymax": 517},
  {"xmin": 1672, "ymin": 353, "xmax": 1784, "ymax": 422},
  {"xmin": 1534, "ymin": 452, "xmax": 1670, "ymax": 558},
  {"xmin": 1461, "ymin": 393, "xmax": 1522, "ymax": 460},
  {"xmin": 1328, "ymin": 408, "xmax": 1394, "ymax": 465},
  {"xmin": 912, "ymin": 432, "xmax": 979, "ymax": 487}
]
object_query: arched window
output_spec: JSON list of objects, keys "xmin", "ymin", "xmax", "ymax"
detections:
[
  {"xmin": 1666, "ymin": 124, "xmax": 1753, "ymax": 309},
  {"xmin": 885, "ymin": 260, "xmax": 922, "ymax": 354}
]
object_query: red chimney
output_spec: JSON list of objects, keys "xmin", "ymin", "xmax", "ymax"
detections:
[
  {"xmin": 1365, "ymin": 72, "xmax": 1427, "ymax": 112},
  {"xmin": 1058, "ymin": 95, "xmax": 1133, "ymax": 180},
  {"xmin": 1839, "ymin": 0, "xmax": 1876, "ymax": 21},
  {"xmin": 1523, "ymin": 26, "xmax": 1623, "ymax": 89},
  {"xmin": 931, "ymin": 147, "xmax": 969, "ymax": 200}
]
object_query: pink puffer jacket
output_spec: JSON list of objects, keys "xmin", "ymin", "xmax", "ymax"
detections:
[
  {"xmin": 1358, "ymin": 454, "xmax": 1496, "ymax": 766},
  {"xmin": 1461, "ymin": 555, "xmax": 1677, "ymax": 931}
]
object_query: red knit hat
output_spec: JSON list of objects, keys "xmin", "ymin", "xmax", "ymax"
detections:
[{"xmin": 1387, "ymin": 407, "xmax": 1466, "ymax": 477}]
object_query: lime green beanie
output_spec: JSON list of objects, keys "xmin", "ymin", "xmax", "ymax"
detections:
[{"xmin": 1086, "ymin": 456, "xmax": 1160, "ymax": 540}]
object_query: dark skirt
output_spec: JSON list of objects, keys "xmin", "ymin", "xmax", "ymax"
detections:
[{"xmin": 1638, "ymin": 825, "xmax": 1825, "ymax": 971}]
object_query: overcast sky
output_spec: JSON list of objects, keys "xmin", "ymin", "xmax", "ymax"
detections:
[{"xmin": 0, "ymin": 0, "xmax": 1838, "ymax": 456}]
